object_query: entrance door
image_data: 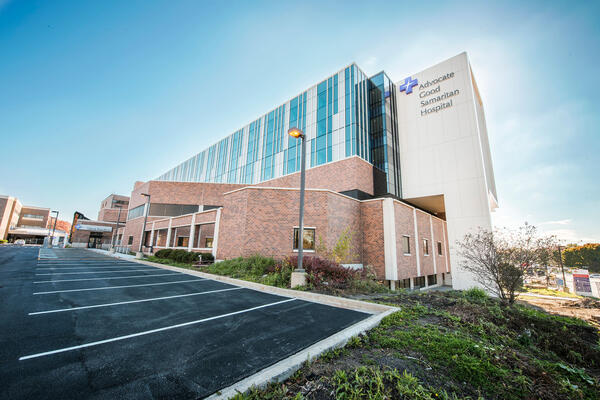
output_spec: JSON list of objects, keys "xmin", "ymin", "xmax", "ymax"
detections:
[{"xmin": 88, "ymin": 232, "xmax": 104, "ymax": 248}]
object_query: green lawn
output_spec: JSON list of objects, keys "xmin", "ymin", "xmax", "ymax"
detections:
[{"xmin": 234, "ymin": 289, "xmax": 600, "ymax": 400}]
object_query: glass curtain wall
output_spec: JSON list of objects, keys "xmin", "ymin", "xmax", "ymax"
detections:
[{"xmin": 155, "ymin": 63, "xmax": 397, "ymax": 196}]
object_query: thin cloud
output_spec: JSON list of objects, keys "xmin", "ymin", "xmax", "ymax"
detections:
[{"xmin": 540, "ymin": 219, "xmax": 572, "ymax": 226}]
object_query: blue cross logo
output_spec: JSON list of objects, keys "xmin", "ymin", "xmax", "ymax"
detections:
[{"xmin": 399, "ymin": 76, "xmax": 418, "ymax": 95}]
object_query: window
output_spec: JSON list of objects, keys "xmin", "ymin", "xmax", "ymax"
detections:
[
  {"xmin": 293, "ymin": 228, "xmax": 315, "ymax": 251},
  {"xmin": 427, "ymin": 274, "xmax": 437, "ymax": 286},
  {"xmin": 127, "ymin": 205, "xmax": 145, "ymax": 220},
  {"xmin": 397, "ymin": 278, "xmax": 411, "ymax": 289},
  {"xmin": 402, "ymin": 235, "xmax": 411, "ymax": 255},
  {"xmin": 205, "ymin": 237, "xmax": 213, "ymax": 248},
  {"xmin": 177, "ymin": 237, "xmax": 189, "ymax": 247},
  {"xmin": 127, "ymin": 236, "xmax": 133, "ymax": 245},
  {"xmin": 22, "ymin": 214, "xmax": 44, "ymax": 220},
  {"xmin": 437, "ymin": 241, "xmax": 443, "ymax": 256},
  {"xmin": 148, "ymin": 203, "xmax": 199, "ymax": 217},
  {"xmin": 414, "ymin": 276, "xmax": 426, "ymax": 288},
  {"xmin": 423, "ymin": 238, "xmax": 429, "ymax": 256}
]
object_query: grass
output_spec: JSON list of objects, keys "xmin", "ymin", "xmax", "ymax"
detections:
[
  {"xmin": 200, "ymin": 255, "xmax": 292, "ymax": 288},
  {"xmin": 521, "ymin": 287, "xmax": 582, "ymax": 299},
  {"xmin": 232, "ymin": 290, "xmax": 600, "ymax": 400},
  {"xmin": 144, "ymin": 255, "xmax": 198, "ymax": 270}
]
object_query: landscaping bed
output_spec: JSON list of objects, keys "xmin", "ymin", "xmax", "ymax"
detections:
[
  {"xmin": 233, "ymin": 289, "xmax": 600, "ymax": 400},
  {"xmin": 197, "ymin": 255, "xmax": 390, "ymax": 296}
]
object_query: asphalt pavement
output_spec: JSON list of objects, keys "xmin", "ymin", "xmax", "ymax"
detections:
[{"xmin": 0, "ymin": 246, "xmax": 368, "ymax": 399}]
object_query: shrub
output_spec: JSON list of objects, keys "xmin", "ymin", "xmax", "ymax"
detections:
[
  {"xmin": 170, "ymin": 249, "xmax": 189, "ymax": 263},
  {"xmin": 186, "ymin": 252, "xmax": 199, "ymax": 263},
  {"xmin": 464, "ymin": 287, "xmax": 488, "ymax": 303},
  {"xmin": 154, "ymin": 249, "xmax": 172, "ymax": 259},
  {"xmin": 286, "ymin": 255, "xmax": 359, "ymax": 291}
]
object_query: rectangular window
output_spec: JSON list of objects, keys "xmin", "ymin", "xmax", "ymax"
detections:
[
  {"xmin": 427, "ymin": 274, "xmax": 437, "ymax": 286},
  {"xmin": 205, "ymin": 237, "xmax": 213, "ymax": 248},
  {"xmin": 423, "ymin": 238, "xmax": 429, "ymax": 255},
  {"xmin": 127, "ymin": 205, "xmax": 145, "ymax": 220},
  {"xmin": 22, "ymin": 214, "xmax": 44, "ymax": 220},
  {"xmin": 293, "ymin": 228, "xmax": 315, "ymax": 250},
  {"xmin": 177, "ymin": 237, "xmax": 189, "ymax": 247},
  {"xmin": 414, "ymin": 276, "xmax": 426, "ymax": 288},
  {"xmin": 437, "ymin": 241, "xmax": 443, "ymax": 256},
  {"xmin": 402, "ymin": 235, "xmax": 411, "ymax": 255},
  {"xmin": 128, "ymin": 236, "xmax": 133, "ymax": 245},
  {"xmin": 397, "ymin": 278, "xmax": 411, "ymax": 289}
]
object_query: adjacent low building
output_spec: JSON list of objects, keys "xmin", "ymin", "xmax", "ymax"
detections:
[
  {"xmin": 69, "ymin": 194, "xmax": 129, "ymax": 249},
  {"xmin": 0, "ymin": 195, "xmax": 68, "ymax": 245},
  {"xmin": 115, "ymin": 52, "xmax": 497, "ymax": 290}
]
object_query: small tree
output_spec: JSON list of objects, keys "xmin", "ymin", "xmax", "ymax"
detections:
[
  {"xmin": 315, "ymin": 226, "xmax": 358, "ymax": 264},
  {"xmin": 458, "ymin": 223, "xmax": 551, "ymax": 305}
]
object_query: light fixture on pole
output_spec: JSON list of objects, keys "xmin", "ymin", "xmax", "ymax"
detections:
[
  {"xmin": 288, "ymin": 127, "xmax": 307, "ymax": 286},
  {"xmin": 136, "ymin": 193, "xmax": 151, "ymax": 258}
]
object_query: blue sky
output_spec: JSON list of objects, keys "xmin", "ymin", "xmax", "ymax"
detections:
[{"xmin": 1, "ymin": 0, "xmax": 598, "ymax": 243}]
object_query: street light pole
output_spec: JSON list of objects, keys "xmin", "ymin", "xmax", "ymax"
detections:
[
  {"xmin": 49, "ymin": 210, "xmax": 58, "ymax": 247},
  {"xmin": 288, "ymin": 127, "xmax": 307, "ymax": 285},
  {"xmin": 297, "ymin": 133, "xmax": 306, "ymax": 272},
  {"xmin": 137, "ymin": 194, "xmax": 151, "ymax": 256}
]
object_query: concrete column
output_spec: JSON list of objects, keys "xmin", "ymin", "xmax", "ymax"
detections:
[
  {"xmin": 188, "ymin": 214, "xmax": 196, "ymax": 251},
  {"xmin": 442, "ymin": 221, "xmax": 450, "ymax": 273},
  {"xmin": 413, "ymin": 208, "xmax": 421, "ymax": 277},
  {"xmin": 410, "ymin": 277, "xmax": 414, "ymax": 290},
  {"xmin": 149, "ymin": 222, "xmax": 156, "ymax": 249},
  {"xmin": 165, "ymin": 218, "xmax": 173, "ymax": 249},
  {"xmin": 382, "ymin": 198, "xmax": 398, "ymax": 281},
  {"xmin": 429, "ymin": 215, "xmax": 437, "ymax": 275},
  {"xmin": 212, "ymin": 208, "xmax": 221, "ymax": 258}
]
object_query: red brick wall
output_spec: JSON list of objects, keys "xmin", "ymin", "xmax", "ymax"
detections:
[
  {"xmin": 416, "ymin": 210, "xmax": 435, "ymax": 277},
  {"xmin": 432, "ymin": 217, "xmax": 448, "ymax": 273},
  {"xmin": 128, "ymin": 181, "xmax": 245, "ymax": 209},
  {"xmin": 255, "ymin": 156, "xmax": 379, "ymax": 196},
  {"xmin": 98, "ymin": 208, "xmax": 128, "ymax": 223},
  {"xmin": 360, "ymin": 200, "xmax": 385, "ymax": 278},
  {"xmin": 217, "ymin": 188, "xmax": 362, "ymax": 261},
  {"xmin": 19, "ymin": 207, "xmax": 50, "ymax": 228},
  {"xmin": 394, "ymin": 201, "xmax": 418, "ymax": 280}
]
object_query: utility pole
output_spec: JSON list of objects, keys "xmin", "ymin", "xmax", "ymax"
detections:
[{"xmin": 558, "ymin": 245, "xmax": 568, "ymax": 292}]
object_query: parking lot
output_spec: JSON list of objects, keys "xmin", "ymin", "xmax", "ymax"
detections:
[{"xmin": 0, "ymin": 247, "xmax": 369, "ymax": 399}]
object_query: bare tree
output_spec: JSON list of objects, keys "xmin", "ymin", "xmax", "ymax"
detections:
[{"xmin": 458, "ymin": 223, "xmax": 552, "ymax": 305}]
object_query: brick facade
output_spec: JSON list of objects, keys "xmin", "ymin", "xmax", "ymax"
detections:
[
  {"xmin": 115, "ymin": 157, "xmax": 450, "ymax": 284},
  {"xmin": 256, "ymin": 156, "xmax": 383, "ymax": 196}
]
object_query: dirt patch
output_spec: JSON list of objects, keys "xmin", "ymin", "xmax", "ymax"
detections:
[{"xmin": 519, "ymin": 296, "xmax": 600, "ymax": 328}]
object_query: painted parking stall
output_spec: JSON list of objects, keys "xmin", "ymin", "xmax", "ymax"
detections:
[{"xmin": 0, "ymin": 247, "xmax": 369, "ymax": 399}]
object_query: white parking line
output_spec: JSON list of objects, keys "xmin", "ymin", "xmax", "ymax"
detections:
[
  {"xmin": 37, "ymin": 262, "xmax": 133, "ymax": 265},
  {"xmin": 36, "ymin": 269, "xmax": 158, "ymax": 275},
  {"xmin": 29, "ymin": 287, "xmax": 243, "ymax": 315},
  {"xmin": 34, "ymin": 279, "xmax": 208, "ymax": 294},
  {"xmin": 34, "ymin": 273, "xmax": 181, "ymax": 284},
  {"xmin": 19, "ymin": 298, "xmax": 296, "ymax": 360},
  {"xmin": 37, "ymin": 266, "xmax": 151, "ymax": 270}
]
